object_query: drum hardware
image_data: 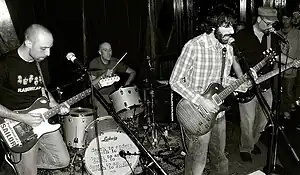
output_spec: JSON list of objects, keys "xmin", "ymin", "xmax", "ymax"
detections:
[
  {"xmin": 140, "ymin": 80, "xmax": 183, "ymax": 170},
  {"xmin": 68, "ymin": 148, "xmax": 85, "ymax": 175},
  {"xmin": 93, "ymin": 87, "xmax": 168, "ymax": 175},
  {"xmin": 140, "ymin": 86, "xmax": 171, "ymax": 150}
]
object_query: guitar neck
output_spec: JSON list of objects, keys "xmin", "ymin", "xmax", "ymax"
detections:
[
  {"xmin": 43, "ymin": 83, "xmax": 103, "ymax": 120},
  {"xmin": 256, "ymin": 61, "xmax": 296, "ymax": 84},
  {"xmin": 218, "ymin": 51, "xmax": 273, "ymax": 101}
]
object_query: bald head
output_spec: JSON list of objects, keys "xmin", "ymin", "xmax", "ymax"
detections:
[
  {"xmin": 99, "ymin": 42, "xmax": 111, "ymax": 50},
  {"xmin": 98, "ymin": 42, "xmax": 112, "ymax": 62},
  {"xmin": 25, "ymin": 24, "xmax": 52, "ymax": 42},
  {"xmin": 23, "ymin": 24, "xmax": 53, "ymax": 62}
]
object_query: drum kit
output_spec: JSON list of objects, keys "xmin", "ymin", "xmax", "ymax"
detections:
[
  {"xmin": 54, "ymin": 54, "xmax": 180, "ymax": 175},
  {"xmin": 59, "ymin": 82, "xmax": 175, "ymax": 175}
]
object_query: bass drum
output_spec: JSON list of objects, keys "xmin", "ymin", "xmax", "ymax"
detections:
[{"xmin": 83, "ymin": 116, "xmax": 139, "ymax": 175}]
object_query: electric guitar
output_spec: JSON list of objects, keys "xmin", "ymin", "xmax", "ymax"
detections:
[
  {"xmin": 0, "ymin": 75, "xmax": 120, "ymax": 153},
  {"xmin": 234, "ymin": 59, "xmax": 300, "ymax": 103},
  {"xmin": 176, "ymin": 49, "xmax": 276, "ymax": 135}
]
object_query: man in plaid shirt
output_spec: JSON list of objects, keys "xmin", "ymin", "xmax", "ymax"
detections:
[{"xmin": 169, "ymin": 5, "xmax": 248, "ymax": 175}]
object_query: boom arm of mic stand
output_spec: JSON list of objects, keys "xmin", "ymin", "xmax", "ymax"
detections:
[{"xmin": 92, "ymin": 87, "xmax": 168, "ymax": 175}]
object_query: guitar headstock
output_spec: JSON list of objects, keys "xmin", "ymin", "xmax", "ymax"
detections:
[
  {"xmin": 262, "ymin": 48, "xmax": 277, "ymax": 65},
  {"xmin": 95, "ymin": 75, "xmax": 120, "ymax": 88}
]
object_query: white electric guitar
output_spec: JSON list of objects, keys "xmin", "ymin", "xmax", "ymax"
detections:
[{"xmin": 0, "ymin": 75, "xmax": 120, "ymax": 153}]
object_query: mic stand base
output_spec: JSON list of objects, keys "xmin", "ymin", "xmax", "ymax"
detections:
[{"xmin": 263, "ymin": 164, "xmax": 285, "ymax": 175}]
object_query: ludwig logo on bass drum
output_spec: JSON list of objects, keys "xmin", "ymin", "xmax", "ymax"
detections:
[{"xmin": 102, "ymin": 136, "xmax": 118, "ymax": 142}]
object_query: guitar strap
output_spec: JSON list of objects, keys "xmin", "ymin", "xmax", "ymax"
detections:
[
  {"xmin": 267, "ymin": 34, "xmax": 271, "ymax": 50},
  {"xmin": 220, "ymin": 47, "xmax": 227, "ymax": 85},
  {"xmin": 36, "ymin": 61, "xmax": 49, "ymax": 99}
]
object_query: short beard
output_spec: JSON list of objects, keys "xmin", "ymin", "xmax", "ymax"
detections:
[{"xmin": 214, "ymin": 29, "xmax": 227, "ymax": 44}]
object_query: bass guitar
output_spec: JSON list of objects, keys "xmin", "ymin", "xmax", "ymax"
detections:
[
  {"xmin": 0, "ymin": 75, "xmax": 120, "ymax": 153},
  {"xmin": 235, "ymin": 59, "xmax": 300, "ymax": 103},
  {"xmin": 176, "ymin": 49, "xmax": 276, "ymax": 135}
]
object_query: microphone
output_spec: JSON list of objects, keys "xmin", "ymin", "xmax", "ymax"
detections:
[
  {"xmin": 268, "ymin": 27, "xmax": 289, "ymax": 44},
  {"xmin": 119, "ymin": 150, "xmax": 126, "ymax": 158},
  {"xmin": 119, "ymin": 150, "xmax": 139, "ymax": 158},
  {"xmin": 66, "ymin": 52, "xmax": 87, "ymax": 72}
]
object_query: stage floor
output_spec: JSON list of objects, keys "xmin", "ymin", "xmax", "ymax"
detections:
[{"xmin": 0, "ymin": 115, "xmax": 299, "ymax": 175}]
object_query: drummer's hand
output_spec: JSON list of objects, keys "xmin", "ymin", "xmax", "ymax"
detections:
[
  {"xmin": 106, "ymin": 69, "xmax": 113, "ymax": 77},
  {"xmin": 58, "ymin": 102, "xmax": 70, "ymax": 115}
]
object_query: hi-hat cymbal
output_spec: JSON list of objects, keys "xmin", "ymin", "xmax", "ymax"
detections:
[{"xmin": 88, "ymin": 68, "xmax": 101, "ymax": 71}]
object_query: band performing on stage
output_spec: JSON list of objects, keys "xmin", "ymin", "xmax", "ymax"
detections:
[{"xmin": 1, "ymin": 0, "xmax": 300, "ymax": 175}]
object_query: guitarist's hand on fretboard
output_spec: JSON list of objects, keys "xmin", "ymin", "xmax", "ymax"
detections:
[{"xmin": 198, "ymin": 96, "xmax": 219, "ymax": 113}]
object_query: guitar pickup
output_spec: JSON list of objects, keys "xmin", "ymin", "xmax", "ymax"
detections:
[{"xmin": 212, "ymin": 94, "xmax": 223, "ymax": 106}]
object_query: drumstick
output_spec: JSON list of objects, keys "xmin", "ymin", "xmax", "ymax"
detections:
[{"xmin": 112, "ymin": 52, "xmax": 127, "ymax": 71}]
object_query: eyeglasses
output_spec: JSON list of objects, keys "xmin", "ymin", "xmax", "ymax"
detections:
[{"xmin": 261, "ymin": 17, "xmax": 274, "ymax": 26}]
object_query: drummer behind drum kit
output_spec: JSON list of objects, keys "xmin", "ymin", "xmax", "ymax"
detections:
[{"xmin": 57, "ymin": 54, "xmax": 180, "ymax": 174}]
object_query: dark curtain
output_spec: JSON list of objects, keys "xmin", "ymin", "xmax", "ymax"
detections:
[{"xmin": 5, "ymin": 0, "xmax": 148, "ymax": 102}]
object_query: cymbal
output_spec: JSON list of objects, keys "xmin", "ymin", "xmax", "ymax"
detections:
[{"xmin": 87, "ymin": 68, "xmax": 101, "ymax": 71}]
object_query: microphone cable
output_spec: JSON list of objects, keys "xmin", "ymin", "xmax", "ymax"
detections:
[{"xmin": 119, "ymin": 151, "xmax": 136, "ymax": 175}]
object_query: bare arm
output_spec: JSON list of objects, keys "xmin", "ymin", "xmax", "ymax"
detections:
[
  {"xmin": 0, "ymin": 104, "xmax": 43, "ymax": 126},
  {"xmin": 0, "ymin": 105, "xmax": 23, "ymax": 122},
  {"xmin": 232, "ymin": 56, "xmax": 244, "ymax": 78},
  {"xmin": 124, "ymin": 67, "xmax": 136, "ymax": 86}
]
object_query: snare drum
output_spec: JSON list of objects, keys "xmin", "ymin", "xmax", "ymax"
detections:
[
  {"xmin": 64, "ymin": 107, "xmax": 94, "ymax": 148},
  {"xmin": 109, "ymin": 86, "xmax": 144, "ymax": 119},
  {"xmin": 83, "ymin": 116, "xmax": 139, "ymax": 175}
]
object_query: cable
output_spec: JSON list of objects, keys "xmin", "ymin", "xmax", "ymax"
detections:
[{"xmin": 119, "ymin": 151, "xmax": 136, "ymax": 175}]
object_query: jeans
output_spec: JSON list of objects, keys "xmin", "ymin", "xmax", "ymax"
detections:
[
  {"xmin": 183, "ymin": 116, "xmax": 228, "ymax": 175},
  {"xmin": 239, "ymin": 88, "xmax": 273, "ymax": 153},
  {"xmin": 13, "ymin": 130, "xmax": 70, "ymax": 175}
]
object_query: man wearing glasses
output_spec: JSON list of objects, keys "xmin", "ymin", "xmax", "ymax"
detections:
[{"xmin": 233, "ymin": 6, "xmax": 281, "ymax": 162}]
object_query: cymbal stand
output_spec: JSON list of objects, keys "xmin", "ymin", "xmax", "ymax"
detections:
[
  {"xmin": 67, "ymin": 147, "xmax": 85, "ymax": 175},
  {"xmin": 141, "ymin": 84, "xmax": 171, "ymax": 150}
]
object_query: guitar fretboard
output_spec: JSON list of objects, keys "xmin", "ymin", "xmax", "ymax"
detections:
[
  {"xmin": 218, "ymin": 51, "xmax": 274, "ymax": 101},
  {"xmin": 256, "ymin": 60, "xmax": 297, "ymax": 84},
  {"xmin": 43, "ymin": 80, "xmax": 104, "ymax": 120}
]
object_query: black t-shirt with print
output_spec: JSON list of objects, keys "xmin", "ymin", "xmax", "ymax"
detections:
[{"xmin": 0, "ymin": 49, "xmax": 50, "ymax": 110}]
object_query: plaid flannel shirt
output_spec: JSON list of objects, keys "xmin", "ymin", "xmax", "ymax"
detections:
[{"xmin": 170, "ymin": 32, "xmax": 237, "ymax": 109}]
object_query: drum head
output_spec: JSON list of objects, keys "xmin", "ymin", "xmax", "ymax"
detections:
[{"xmin": 84, "ymin": 131, "xmax": 139, "ymax": 175}]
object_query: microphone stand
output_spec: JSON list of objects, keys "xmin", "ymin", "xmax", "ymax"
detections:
[
  {"xmin": 92, "ymin": 87, "xmax": 168, "ymax": 175},
  {"xmin": 271, "ymin": 39, "xmax": 300, "ymax": 174},
  {"xmin": 237, "ymin": 50, "xmax": 280, "ymax": 175}
]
